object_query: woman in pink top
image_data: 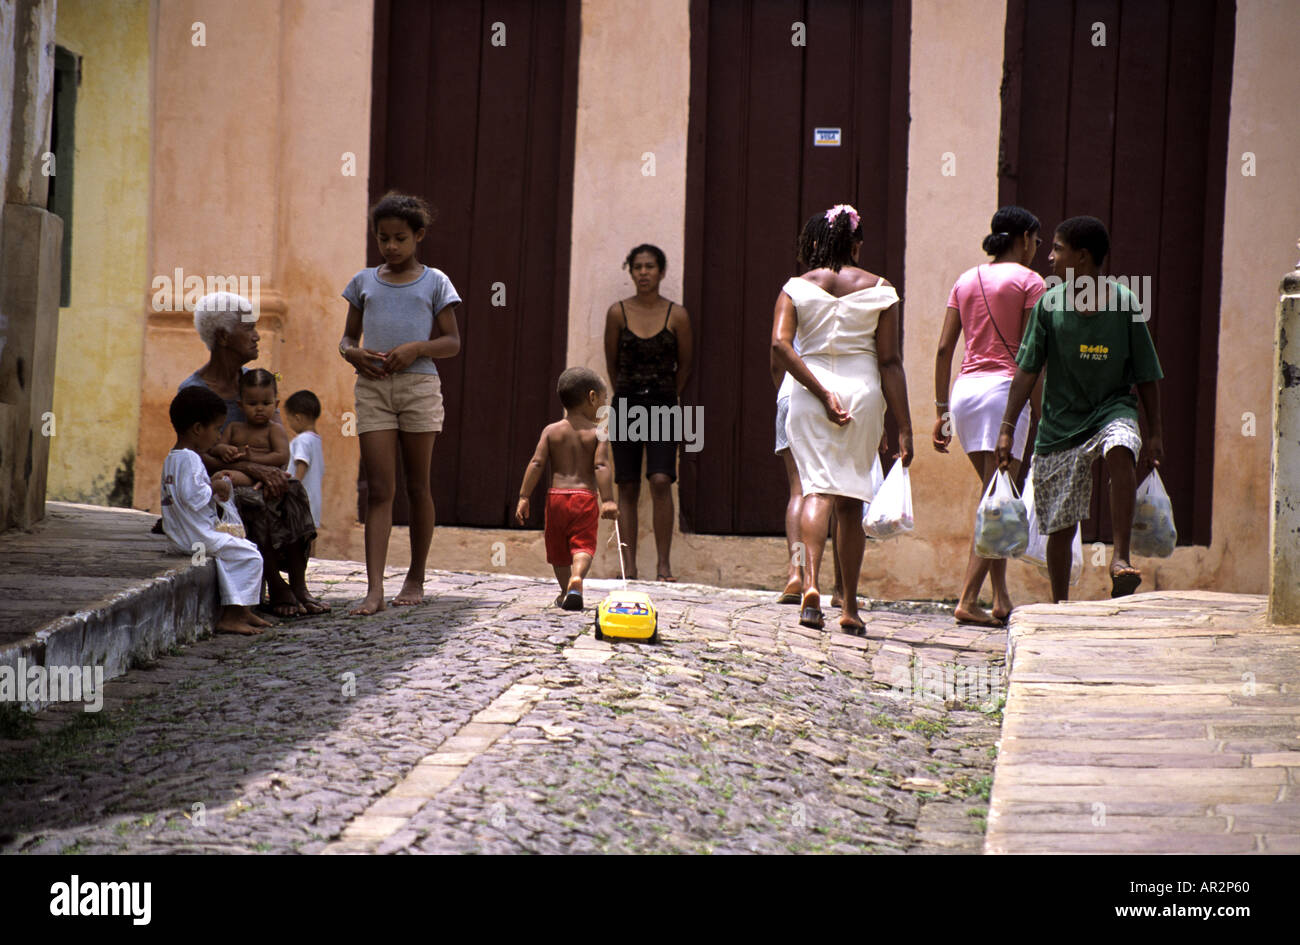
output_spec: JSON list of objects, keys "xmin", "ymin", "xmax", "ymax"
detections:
[{"xmin": 933, "ymin": 206, "xmax": 1045, "ymax": 626}]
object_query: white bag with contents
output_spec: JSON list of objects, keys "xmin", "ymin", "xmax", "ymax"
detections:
[
  {"xmin": 974, "ymin": 468, "xmax": 1029, "ymax": 559},
  {"xmin": 1131, "ymin": 468, "xmax": 1176, "ymax": 557},
  {"xmin": 215, "ymin": 492, "xmax": 246, "ymax": 539},
  {"xmin": 1020, "ymin": 459, "xmax": 1083, "ymax": 585},
  {"xmin": 863, "ymin": 460, "xmax": 914, "ymax": 540}
]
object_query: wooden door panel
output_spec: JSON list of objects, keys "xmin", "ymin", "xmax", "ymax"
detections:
[
  {"xmin": 999, "ymin": 0, "xmax": 1232, "ymax": 547},
  {"xmin": 363, "ymin": 0, "xmax": 579, "ymax": 528},
  {"xmin": 684, "ymin": 0, "xmax": 911, "ymax": 535}
]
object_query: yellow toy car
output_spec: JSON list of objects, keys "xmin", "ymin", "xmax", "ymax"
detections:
[{"xmin": 594, "ymin": 590, "xmax": 659, "ymax": 644}]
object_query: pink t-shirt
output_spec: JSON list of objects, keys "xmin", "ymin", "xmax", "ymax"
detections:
[{"xmin": 947, "ymin": 263, "xmax": 1045, "ymax": 377}]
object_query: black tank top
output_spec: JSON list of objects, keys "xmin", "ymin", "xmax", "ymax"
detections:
[{"xmin": 616, "ymin": 301, "xmax": 678, "ymax": 396}]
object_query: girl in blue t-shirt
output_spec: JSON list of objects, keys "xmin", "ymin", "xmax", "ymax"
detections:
[{"xmin": 339, "ymin": 191, "xmax": 462, "ymax": 615}]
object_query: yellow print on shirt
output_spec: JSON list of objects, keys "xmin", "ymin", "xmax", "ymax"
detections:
[{"xmin": 1079, "ymin": 343, "xmax": 1109, "ymax": 362}]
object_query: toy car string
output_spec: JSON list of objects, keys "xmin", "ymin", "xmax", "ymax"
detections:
[{"xmin": 608, "ymin": 519, "xmax": 629, "ymax": 589}]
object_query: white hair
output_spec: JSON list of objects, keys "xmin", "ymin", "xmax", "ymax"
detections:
[{"xmin": 193, "ymin": 292, "xmax": 256, "ymax": 350}]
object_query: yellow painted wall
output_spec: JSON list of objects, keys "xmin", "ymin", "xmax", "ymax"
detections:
[{"xmin": 47, "ymin": 0, "xmax": 150, "ymax": 505}]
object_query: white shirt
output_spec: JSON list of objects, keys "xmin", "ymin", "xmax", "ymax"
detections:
[
  {"xmin": 161, "ymin": 449, "xmax": 238, "ymax": 553},
  {"xmin": 288, "ymin": 431, "xmax": 324, "ymax": 527}
]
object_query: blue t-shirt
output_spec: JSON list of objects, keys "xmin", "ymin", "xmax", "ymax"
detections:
[{"xmin": 342, "ymin": 265, "xmax": 461, "ymax": 375}]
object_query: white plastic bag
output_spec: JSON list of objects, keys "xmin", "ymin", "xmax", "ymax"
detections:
[
  {"xmin": 863, "ymin": 454, "xmax": 885, "ymax": 541},
  {"xmin": 215, "ymin": 492, "xmax": 246, "ymax": 539},
  {"xmin": 863, "ymin": 460, "xmax": 914, "ymax": 540},
  {"xmin": 1131, "ymin": 469, "xmax": 1176, "ymax": 557},
  {"xmin": 974, "ymin": 469, "xmax": 1029, "ymax": 559},
  {"xmin": 1020, "ymin": 460, "xmax": 1083, "ymax": 585}
]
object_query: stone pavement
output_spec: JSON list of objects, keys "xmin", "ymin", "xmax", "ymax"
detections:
[
  {"xmin": 0, "ymin": 560, "xmax": 1004, "ymax": 854},
  {"xmin": 986, "ymin": 591, "xmax": 1300, "ymax": 854}
]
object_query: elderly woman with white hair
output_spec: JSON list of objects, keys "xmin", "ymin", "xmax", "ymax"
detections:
[{"xmin": 177, "ymin": 292, "xmax": 324, "ymax": 618}]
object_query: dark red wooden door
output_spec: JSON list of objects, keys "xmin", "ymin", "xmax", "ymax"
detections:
[
  {"xmin": 361, "ymin": 0, "xmax": 579, "ymax": 527},
  {"xmin": 999, "ymin": 0, "xmax": 1233, "ymax": 546},
  {"xmin": 682, "ymin": 0, "xmax": 911, "ymax": 535}
]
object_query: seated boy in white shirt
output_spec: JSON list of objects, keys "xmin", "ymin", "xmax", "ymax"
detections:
[{"xmin": 162, "ymin": 386, "xmax": 269, "ymax": 636}]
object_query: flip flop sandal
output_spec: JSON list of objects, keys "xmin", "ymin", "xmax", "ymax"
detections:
[
  {"xmin": 839, "ymin": 619, "xmax": 866, "ymax": 636},
  {"xmin": 1110, "ymin": 569, "xmax": 1142, "ymax": 598},
  {"xmin": 561, "ymin": 590, "xmax": 584, "ymax": 611},
  {"xmin": 955, "ymin": 615, "xmax": 1005, "ymax": 628},
  {"xmin": 799, "ymin": 606, "xmax": 824, "ymax": 630},
  {"xmin": 776, "ymin": 592, "xmax": 802, "ymax": 605}
]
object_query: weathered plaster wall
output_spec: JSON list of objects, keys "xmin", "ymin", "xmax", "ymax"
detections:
[
  {"xmin": 47, "ymin": 0, "xmax": 151, "ymax": 507},
  {"xmin": 133, "ymin": 0, "xmax": 373, "ymax": 560}
]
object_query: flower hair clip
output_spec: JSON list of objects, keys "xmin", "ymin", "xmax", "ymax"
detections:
[{"xmin": 825, "ymin": 204, "xmax": 860, "ymax": 231}]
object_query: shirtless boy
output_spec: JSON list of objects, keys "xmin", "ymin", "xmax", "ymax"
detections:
[{"xmin": 516, "ymin": 368, "xmax": 619, "ymax": 610}]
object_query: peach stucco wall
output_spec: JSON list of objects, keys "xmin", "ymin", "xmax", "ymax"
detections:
[{"xmin": 133, "ymin": 0, "xmax": 374, "ymax": 561}]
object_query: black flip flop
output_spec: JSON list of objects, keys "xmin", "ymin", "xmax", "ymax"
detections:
[
  {"xmin": 799, "ymin": 606, "xmax": 824, "ymax": 630},
  {"xmin": 561, "ymin": 590, "xmax": 584, "ymax": 611},
  {"xmin": 1110, "ymin": 568, "xmax": 1142, "ymax": 598},
  {"xmin": 777, "ymin": 592, "xmax": 802, "ymax": 605},
  {"xmin": 839, "ymin": 618, "xmax": 866, "ymax": 636}
]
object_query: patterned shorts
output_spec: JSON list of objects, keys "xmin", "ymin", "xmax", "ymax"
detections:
[{"xmin": 1032, "ymin": 418, "xmax": 1142, "ymax": 534}]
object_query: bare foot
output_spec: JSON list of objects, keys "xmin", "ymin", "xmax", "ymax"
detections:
[
  {"xmin": 349, "ymin": 592, "xmax": 386, "ymax": 616},
  {"xmin": 954, "ymin": 603, "xmax": 1002, "ymax": 627},
  {"xmin": 216, "ymin": 615, "xmax": 263, "ymax": 636},
  {"xmin": 291, "ymin": 580, "xmax": 331, "ymax": 614},
  {"xmin": 391, "ymin": 580, "xmax": 424, "ymax": 606},
  {"xmin": 992, "ymin": 597, "xmax": 1013, "ymax": 623},
  {"xmin": 247, "ymin": 611, "xmax": 274, "ymax": 628},
  {"xmin": 839, "ymin": 611, "xmax": 866, "ymax": 635},
  {"xmin": 294, "ymin": 592, "xmax": 331, "ymax": 615}
]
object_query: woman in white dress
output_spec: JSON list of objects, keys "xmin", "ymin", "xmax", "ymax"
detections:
[{"xmin": 771, "ymin": 205, "xmax": 914, "ymax": 634}]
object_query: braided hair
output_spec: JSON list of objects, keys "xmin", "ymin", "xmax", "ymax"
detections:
[
  {"xmin": 795, "ymin": 207, "xmax": 862, "ymax": 273},
  {"xmin": 369, "ymin": 191, "xmax": 436, "ymax": 234}
]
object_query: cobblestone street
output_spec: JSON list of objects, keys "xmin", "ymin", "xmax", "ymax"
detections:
[{"xmin": 0, "ymin": 561, "xmax": 1005, "ymax": 855}]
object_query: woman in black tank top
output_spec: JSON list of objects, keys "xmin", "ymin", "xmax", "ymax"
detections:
[{"xmin": 603, "ymin": 244, "xmax": 694, "ymax": 581}]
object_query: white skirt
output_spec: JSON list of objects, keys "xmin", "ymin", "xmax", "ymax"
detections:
[{"xmin": 951, "ymin": 372, "xmax": 1030, "ymax": 459}]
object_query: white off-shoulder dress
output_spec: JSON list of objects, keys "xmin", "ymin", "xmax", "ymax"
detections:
[{"xmin": 783, "ymin": 275, "xmax": 899, "ymax": 503}]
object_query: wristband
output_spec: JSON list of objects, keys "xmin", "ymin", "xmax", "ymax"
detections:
[
  {"xmin": 1000, "ymin": 420, "xmax": 1016, "ymax": 429},
  {"xmin": 935, "ymin": 400, "xmax": 948, "ymax": 407}
]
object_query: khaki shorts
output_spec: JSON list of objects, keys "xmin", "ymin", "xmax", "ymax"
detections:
[{"xmin": 354, "ymin": 372, "xmax": 445, "ymax": 434}]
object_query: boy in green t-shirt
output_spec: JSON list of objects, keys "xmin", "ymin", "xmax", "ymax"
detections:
[{"xmin": 996, "ymin": 216, "xmax": 1164, "ymax": 602}]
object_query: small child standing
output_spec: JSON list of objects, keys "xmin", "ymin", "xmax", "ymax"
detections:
[
  {"xmin": 162, "ymin": 386, "xmax": 269, "ymax": 636},
  {"xmin": 516, "ymin": 368, "xmax": 619, "ymax": 610},
  {"xmin": 284, "ymin": 389, "xmax": 325, "ymax": 532},
  {"xmin": 339, "ymin": 191, "xmax": 462, "ymax": 616}
]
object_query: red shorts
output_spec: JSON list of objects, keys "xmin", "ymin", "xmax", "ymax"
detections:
[{"xmin": 545, "ymin": 489, "xmax": 599, "ymax": 565}]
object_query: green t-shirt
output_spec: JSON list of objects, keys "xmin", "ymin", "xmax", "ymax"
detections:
[{"xmin": 1016, "ymin": 279, "xmax": 1163, "ymax": 455}]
